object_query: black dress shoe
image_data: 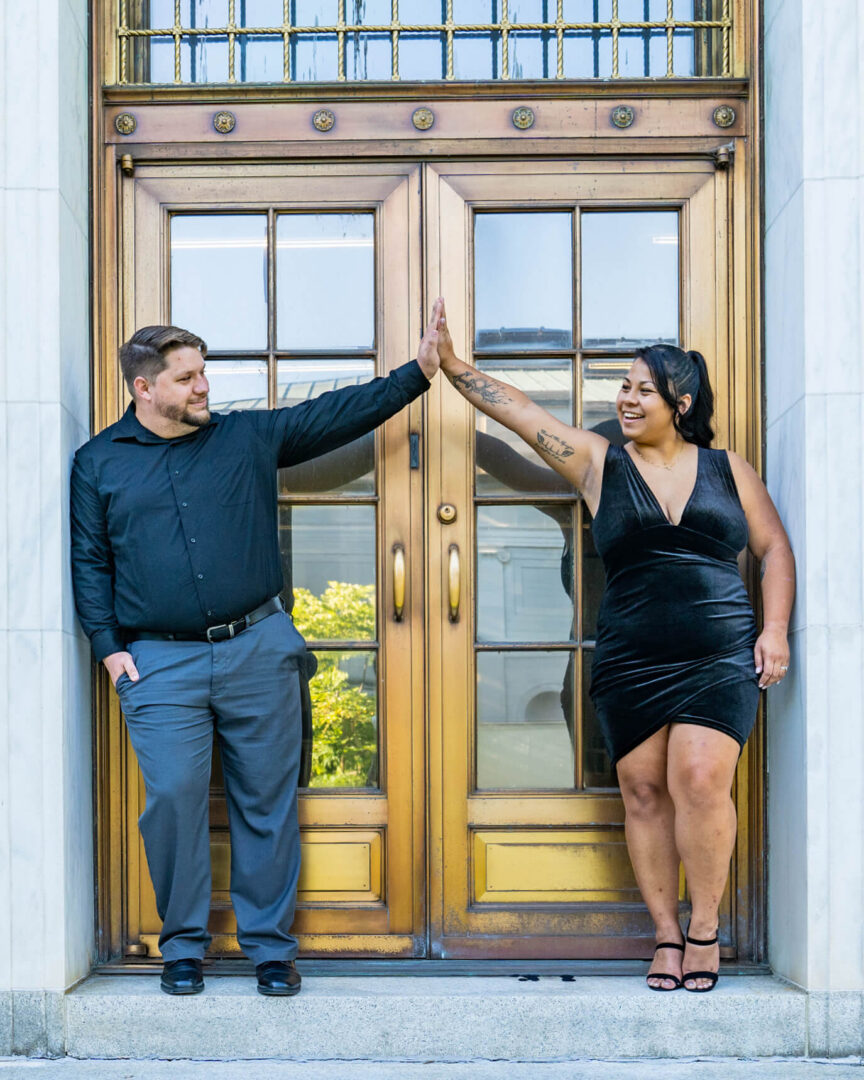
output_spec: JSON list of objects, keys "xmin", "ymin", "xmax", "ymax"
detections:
[
  {"xmin": 160, "ymin": 958, "xmax": 204, "ymax": 995},
  {"xmin": 256, "ymin": 960, "xmax": 301, "ymax": 997}
]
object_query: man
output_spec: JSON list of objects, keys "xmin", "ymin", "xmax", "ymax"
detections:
[{"xmin": 71, "ymin": 302, "xmax": 443, "ymax": 996}]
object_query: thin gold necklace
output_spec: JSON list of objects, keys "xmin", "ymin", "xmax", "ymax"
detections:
[{"xmin": 631, "ymin": 442, "xmax": 685, "ymax": 471}]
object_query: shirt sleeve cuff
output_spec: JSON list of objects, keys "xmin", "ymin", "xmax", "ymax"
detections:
[
  {"xmin": 393, "ymin": 358, "xmax": 432, "ymax": 396},
  {"xmin": 91, "ymin": 628, "xmax": 126, "ymax": 663}
]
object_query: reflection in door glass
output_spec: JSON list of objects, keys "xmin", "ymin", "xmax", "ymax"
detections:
[
  {"xmin": 476, "ymin": 650, "xmax": 574, "ymax": 789},
  {"xmin": 581, "ymin": 510, "xmax": 605, "ymax": 641},
  {"xmin": 582, "ymin": 358, "xmax": 632, "ymax": 435},
  {"xmin": 277, "ymin": 359, "xmax": 376, "ymax": 494},
  {"xmin": 476, "ymin": 506, "xmax": 574, "ymax": 643},
  {"xmin": 474, "ymin": 213, "xmax": 573, "ymax": 350},
  {"xmin": 475, "ymin": 360, "xmax": 575, "ymax": 496},
  {"xmin": 171, "ymin": 215, "xmax": 268, "ymax": 350},
  {"xmin": 280, "ymin": 506, "xmax": 379, "ymax": 788},
  {"xmin": 581, "ymin": 211, "xmax": 679, "ymax": 348},
  {"xmin": 279, "ymin": 504, "xmax": 376, "ymax": 639},
  {"xmin": 206, "ymin": 359, "xmax": 269, "ymax": 411},
  {"xmin": 582, "ymin": 651, "xmax": 616, "ymax": 787},
  {"xmin": 306, "ymin": 650, "xmax": 379, "ymax": 789},
  {"xmin": 276, "ymin": 214, "xmax": 375, "ymax": 349}
]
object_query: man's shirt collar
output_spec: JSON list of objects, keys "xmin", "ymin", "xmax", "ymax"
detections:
[{"xmin": 110, "ymin": 402, "xmax": 222, "ymax": 444}]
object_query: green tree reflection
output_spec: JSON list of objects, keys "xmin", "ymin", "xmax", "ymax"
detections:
[{"xmin": 292, "ymin": 582, "xmax": 377, "ymax": 788}]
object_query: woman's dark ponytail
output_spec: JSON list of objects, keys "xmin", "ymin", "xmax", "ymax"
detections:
[
  {"xmin": 635, "ymin": 344, "xmax": 715, "ymax": 448},
  {"xmin": 679, "ymin": 349, "xmax": 714, "ymax": 447}
]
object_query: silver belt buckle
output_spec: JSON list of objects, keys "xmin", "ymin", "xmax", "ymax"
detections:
[{"xmin": 206, "ymin": 622, "xmax": 229, "ymax": 643}]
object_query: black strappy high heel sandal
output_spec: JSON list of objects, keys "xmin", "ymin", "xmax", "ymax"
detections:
[
  {"xmin": 646, "ymin": 941, "xmax": 685, "ymax": 991},
  {"xmin": 682, "ymin": 930, "xmax": 720, "ymax": 993}
]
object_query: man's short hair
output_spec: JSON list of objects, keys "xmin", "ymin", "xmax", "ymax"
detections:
[{"xmin": 119, "ymin": 325, "xmax": 208, "ymax": 397}]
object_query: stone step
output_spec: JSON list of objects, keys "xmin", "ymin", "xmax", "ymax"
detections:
[
  {"xmin": 65, "ymin": 975, "xmax": 807, "ymax": 1061},
  {"xmin": 3, "ymin": 1060, "xmax": 864, "ymax": 1080}
]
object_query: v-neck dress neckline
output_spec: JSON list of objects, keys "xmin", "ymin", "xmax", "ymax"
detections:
[{"xmin": 620, "ymin": 444, "xmax": 702, "ymax": 528}]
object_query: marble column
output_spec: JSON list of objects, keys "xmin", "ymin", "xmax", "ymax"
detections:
[
  {"xmin": 764, "ymin": 0, "xmax": 864, "ymax": 1051},
  {"xmin": 0, "ymin": 0, "xmax": 93, "ymax": 1055}
]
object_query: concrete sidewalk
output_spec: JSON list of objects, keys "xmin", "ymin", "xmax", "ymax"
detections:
[{"xmin": 0, "ymin": 1061, "xmax": 863, "ymax": 1079}]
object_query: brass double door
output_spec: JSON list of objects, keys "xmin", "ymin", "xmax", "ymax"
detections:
[{"xmin": 123, "ymin": 156, "xmax": 757, "ymax": 961}]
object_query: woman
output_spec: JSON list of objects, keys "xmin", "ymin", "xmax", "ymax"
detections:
[{"xmin": 434, "ymin": 299, "xmax": 794, "ymax": 993}]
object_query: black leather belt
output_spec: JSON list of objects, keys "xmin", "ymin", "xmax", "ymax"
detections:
[{"xmin": 133, "ymin": 596, "xmax": 284, "ymax": 645}]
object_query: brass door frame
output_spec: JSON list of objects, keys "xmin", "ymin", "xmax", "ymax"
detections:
[{"xmin": 91, "ymin": 3, "xmax": 763, "ymax": 965}]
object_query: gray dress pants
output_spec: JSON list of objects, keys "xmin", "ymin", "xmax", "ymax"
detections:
[{"xmin": 116, "ymin": 609, "xmax": 306, "ymax": 964}]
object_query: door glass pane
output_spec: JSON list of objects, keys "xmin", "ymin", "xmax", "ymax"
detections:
[
  {"xmin": 171, "ymin": 215, "xmax": 268, "ymax": 350},
  {"xmin": 453, "ymin": 33, "xmax": 501, "ymax": 79},
  {"xmin": 399, "ymin": 0, "xmax": 443, "ymax": 19},
  {"xmin": 475, "ymin": 360, "xmax": 575, "ymax": 496},
  {"xmin": 277, "ymin": 359, "xmax": 375, "ymax": 494},
  {"xmin": 292, "ymin": 34, "xmax": 339, "ymax": 80},
  {"xmin": 476, "ymin": 506, "xmax": 574, "ymax": 643},
  {"xmin": 453, "ymin": 0, "xmax": 494, "ymax": 21},
  {"xmin": 276, "ymin": 214, "xmax": 375, "ymax": 349},
  {"xmin": 399, "ymin": 34, "xmax": 445, "ymax": 78},
  {"xmin": 355, "ymin": 0, "xmax": 391, "ymax": 20},
  {"xmin": 306, "ymin": 650, "xmax": 379, "ymax": 789},
  {"xmin": 617, "ymin": 30, "xmax": 666, "ymax": 77},
  {"xmin": 240, "ymin": 0, "xmax": 284, "ymax": 23},
  {"xmin": 279, "ymin": 504, "xmax": 376, "ymax": 639},
  {"xmin": 582, "ymin": 358, "xmax": 631, "ymax": 437},
  {"xmin": 581, "ymin": 211, "xmax": 679, "ymax": 348},
  {"xmin": 293, "ymin": 0, "xmax": 338, "ymax": 21},
  {"xmin": 619, "ymin": 0, "xmax": 666, "ymax": 16},
  {"xmin": 582, "ymin": 651, "xmax": 616, "ymax": 787},
  {"xmin": 206, "ymin": 358, "xmax": 268, "ymax": 411},
  {"xmin": 562, "ymin": 0, "xmax": 612, "ymax": 13},
  {"xmin": 582, "ymin": 510, "xmax": 605, "ymax": 640},
  {"xmin": 509, "ymin": 33, "xmax": 548, "ymax": 79},
  {"xmin": 475, "ymin": 213, "xmax": 573, "ymax": 350},
  {"xmin": 346, "ymin": 34, "xmax": 392, "ymax": 80},
  {"xmin": 236, "ymin": 35, "xmax": 284, "ymax": 81},
  {"xmin": 476, "ymin": 650, "xmax": 574, "ymax": 789}
]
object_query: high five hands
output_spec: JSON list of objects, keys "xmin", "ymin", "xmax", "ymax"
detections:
[
  {"xmin": 416, "ymin": 297, "xmax": 458, "ymax": 379},
  {"xmin": 416, "ymin": 298, "xmax": 445, "ymax": 379}
]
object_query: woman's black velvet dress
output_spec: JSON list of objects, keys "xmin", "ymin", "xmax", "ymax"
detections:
[{"xmin": 589, "ymin": 444, "xmax": 759, "ymax": 767}]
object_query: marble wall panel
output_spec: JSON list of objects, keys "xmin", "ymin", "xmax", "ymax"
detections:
[
  {"xmin": 0, "ymin": 0, "xmax": 94, "ymax": 995},
  {"xmin": 764, "ymin": 186, "xmax": 805, "ymax": 429},
  {"xmin": 767, "ymin": 628, "xmax": 808, "ymax": 987},
  {"xmin": 800, "ymin": 4, "xmax": 861, "ymax": 182},
  {"xmin": 765, "ymin": 397, "xmax": 806, "ymax": 631},
  {"xmin": 800, "ymin": 179, "xmax": 863, "ymax": 397},
  {"xmin": 765, "ymin": 0, "xmax": 864, "ymax": 993},
  {"xmin": 764, "ymin": 0, "xmax": 803, "ymax": 230}
]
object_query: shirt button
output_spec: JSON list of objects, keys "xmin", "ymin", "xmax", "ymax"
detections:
[
  {"xmin": 174, "ymin": 470, "xmax": 180, "ymax": 476},
  {"xmin": 197, "ymin": 573, "xmax": 204, "ymax": 580},
  {"xmin": 190, "ymin": 537, "xmax": 197, "ymax": 543},
  {"xmin": 181, "ymin": 501, "xmax": 188, "ymax": 508},
  {"xmin": 207, "ymin": 610, "xmax": 214, "ymax": 617}
]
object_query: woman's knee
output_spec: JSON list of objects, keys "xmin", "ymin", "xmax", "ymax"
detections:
[
  {"xmin": 669, "ymin": 760, "xmax": 733, "ymax": 809},
  {"xmin": 620, "ymin": 776, "xmax": 669, "ymax": 819}
]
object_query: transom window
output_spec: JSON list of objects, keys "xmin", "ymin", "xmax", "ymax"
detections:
[{"xmin": 117, "ymin": 1, "xmax": 732, "ymax": 84}]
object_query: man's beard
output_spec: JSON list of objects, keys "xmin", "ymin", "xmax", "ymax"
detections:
[{"xmin": 158, "ymin": 399, "xmax": 211, "ymax": 427}]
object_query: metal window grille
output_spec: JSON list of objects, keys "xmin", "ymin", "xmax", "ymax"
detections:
[{"xmin": 118, "ymin": 1, "xmax": 731, "ymax": 85}]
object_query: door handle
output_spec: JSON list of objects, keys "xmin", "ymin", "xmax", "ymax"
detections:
[
  {"xmin": 448, "ymin": 544, "xmax": 460, "ymax": 623},
  {"xmin": 392, "ymin": 543, "xmax": 406, "ymax": 621}
]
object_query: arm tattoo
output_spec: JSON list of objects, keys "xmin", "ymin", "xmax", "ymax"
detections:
[
  {"xmin": 451, "ymin": 372, "xmax": 512, "ymax": 405},
  {"xmin": 536, "ymin": 428, "xmax": 575, "ymax": 462}
]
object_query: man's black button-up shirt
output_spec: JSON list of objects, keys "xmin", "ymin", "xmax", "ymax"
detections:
[{"xmin": 71, "ymin": 360, "xmax": 429, "ymax": 661}]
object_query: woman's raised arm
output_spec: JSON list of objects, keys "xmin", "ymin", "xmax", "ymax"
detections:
[{"xmin": 435, "ymin": 299, "xmax": 608, "ymax": 501}]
